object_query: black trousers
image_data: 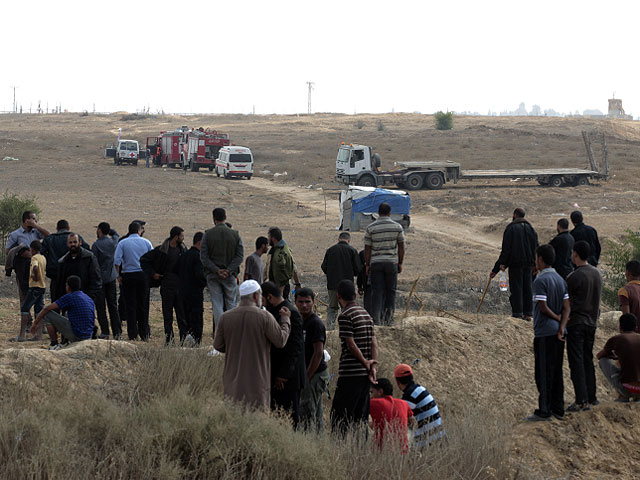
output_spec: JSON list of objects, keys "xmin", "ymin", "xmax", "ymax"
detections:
[
  {"xmin": 370, "ymin": 262, "xmax": 398, "ymax": 326},
  {"xmin": 161, "ymin": 285, "xmax": 187, "ymax": 343},
  {"xmin": 330, "ymin": 376, "xmax": 371, "ymax": 436},
  {"xmin": 95, "ymin": 280, "xmax": 122, "ymax": 337},
  {"xmin": 271, "ymin": 388, "xmax": 301, "ymax": 429},
  {"xmin": 182, "ymin": 294, "xmax": 204, "ymax": 344},
  {"xmin": 121, "ymin": 272, "xmax": 150, "ymax": 341},
  {"xmin": 566, "ymin": 324, "xmax": 597, "ymax": 404},
  {"xmin": 509, "ymin": 266, "xmax": 533, "ymax": 318},
  {"xmin": 534, "ymin": 335, "xmax": 565, "ymax": 417}
]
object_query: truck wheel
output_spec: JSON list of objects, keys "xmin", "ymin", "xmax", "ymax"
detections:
[
  {"xmin": 549, "ymin": 176, "xmax": 563, "ymax": 188},
  {"xmin": 246, "ymin": 174, "xmax": 252, "ymax": 180},
  {"xmin": 208, "ymin": 165, "xmax": 214, "ymax": 172},
  {"xmin": 215, "ymin": 167, "xmax": 220, "ymax": 177},
  {"xmin": 576, "ymin": 176, "xmax": 589, "ymax": 186},
  {"xmin": 356, "ymin": 174, "xmax": 376, "ymax": 187},
  {"xmin": 425, "ymin": 172, "xmax": 443, "ymax": 190},
  {"xmin": 406, "ymin": 173, "xmax": 424, "ymax": 190}
]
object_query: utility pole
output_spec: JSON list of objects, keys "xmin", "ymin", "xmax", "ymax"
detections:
[
  {"xmin": 306, "ymin": 81, "xmax": 314, "ymax": 115},
  {"xmin": 10, "ymin": 86, "xmax": 18, "ymax": 113}
]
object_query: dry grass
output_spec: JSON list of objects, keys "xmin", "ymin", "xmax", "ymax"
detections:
[{"xmin": 0, "ymin": 345, "xmax": 514, "ymax": 480}]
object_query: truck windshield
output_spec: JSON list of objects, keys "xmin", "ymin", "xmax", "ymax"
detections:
[
  {"xmin": 230, "ymin": 154, "xmax": 251, "ymax": 163},
  {"xmin": 337, "ymin": 148, "xmax": 350, "ymax": 163}
]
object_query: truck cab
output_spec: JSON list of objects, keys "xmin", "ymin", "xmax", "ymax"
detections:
[
  {"xmin": 335, "ymin": 144, "xmax": 381, "ymax": 187},
  {"xmin": 115, "ymin": 140, "xmax": 140, "ymax": 166}
]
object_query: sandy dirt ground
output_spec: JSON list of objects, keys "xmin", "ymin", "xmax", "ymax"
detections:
[{"xmin": 1, "ymin": 113, "xmax": 640, "ymax": 478}]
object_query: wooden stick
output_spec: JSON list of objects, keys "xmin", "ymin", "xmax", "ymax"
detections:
[
  {"xmin": 403, "ymin": 275, "xmax": 421, "ymax": 319},
  {"xmin": 476, "ymin": 276, "xmax": 492, "ymax": 313}
]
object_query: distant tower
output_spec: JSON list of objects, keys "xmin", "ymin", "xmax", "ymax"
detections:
[
  {"xmin": 306, "ymin": 81, "xmax": 314, "ymax": 115},
  {"xmin": 608, "ymin": 96, "xmax": 629, "ymax": 119}
]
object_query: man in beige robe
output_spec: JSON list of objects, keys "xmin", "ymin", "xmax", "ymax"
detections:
[{"xmin": 214, "ymin": 279, "xmax": 291, "ymax": 408}]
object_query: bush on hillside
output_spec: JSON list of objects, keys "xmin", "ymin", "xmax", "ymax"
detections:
[
  {"xmin": 0, "ymin": 191, "xmax": 40, "ymax": 262},
  {"xmin": 434, "ymin": 111, "xmax": 454, "ymax": 130},
  {"xmin": 603, "ymin": 229, "xmax": 640, "ymax": 307},
  {"xmin": 377, "ymin": 119, "xmax": 385, "ymax": 132}
]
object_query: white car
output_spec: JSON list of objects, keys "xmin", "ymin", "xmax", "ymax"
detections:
[
  {"xmin": 215, "ymin": 146, "xmax": 253, "ymax": 179},
  {"xmin": 115, "ymin": 139, "xmax": 140, "ymax": 166}
]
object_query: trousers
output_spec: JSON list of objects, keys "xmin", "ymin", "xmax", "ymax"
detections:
[
  {"xmin": 121, "ymin": 272, "xmax": 149, "ymax": 341},
  {"xmin": 300, "ymin": 368, "xmax": 330, "ymax": 432},
  {"xmin": 534, "ymin": 335, "xmax": 565, "ymax": 417},
  {"xmin": 331, "ymin": 376, "xmax": 371, "ymax": 436},
  {"xmin": 566, "ymin": 324, "xmax": 597, "ymax": 404},
  {"xmin": 509, "ymin": 266, "xmax": 533, "ymax": 318},
  {"xmin": 95, "ymin": 280, "xmax": 122, "ymax": 337},
  {"xmin": 161, "ymin": 285, "xmax": 187, "ymax": 343},
  {"xmin": 370, "ymin": 262, "xmax": 398, "ymax": 326}
]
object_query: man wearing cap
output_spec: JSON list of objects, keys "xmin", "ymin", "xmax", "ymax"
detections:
[
  {"xmin": 394, "ymin": 363, "xmax": 444, "ymax": 447},
  {"xmin": 213, "ymin": 280, "xmax": 291, "ymax": 408},
  {"xmin": 91, "ymin": 222, "xmax": 121, "ymax": 339},
  {"xmin": 114, "ymin": 221, "xmax": 153, "ymax": 340},
  {"xmin": 331, "ymin": 279, "xmax": 378, "ymax": 436}
]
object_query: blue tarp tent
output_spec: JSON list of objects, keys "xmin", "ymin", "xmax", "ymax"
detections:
[{"xmin": 339, "ymin": 186, "xmax": 411, "ymax": 231}]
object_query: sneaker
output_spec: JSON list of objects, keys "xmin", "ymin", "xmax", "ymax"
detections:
[
  {"xmin": 590, "ymin": 400, "xmax": 600, "ymax": 406},
  {"xmin": 552, "ymin": 412, "xmax": 565, "ymax": 420},
  {"xmin": 567, "ymin": 403, "xmax": 591, "ymax": 412},
  {"xmin": 9, "ymin": 336, "xmax": 27, "ymax": 343},
  {"xmin": 523, "ymin": 316, "xmax": 533, "ymax": 322},
  {"xmin": 48, "ymin": 344, "xmax": 61, "ymax": 351},
  {"xmin": 113, "ymin": 334, "xmax": 122, "ymax": 341},
  {"xmin": 207, "ymin": 348, "xmax": 221, "ymax": 357},
  {"xmin": 523, "ymin": 413, "xmax": 552, "ymax": 422}
]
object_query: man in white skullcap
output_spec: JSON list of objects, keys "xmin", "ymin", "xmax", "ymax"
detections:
[{"xmin": 213, "ymin": 280, "xmax": 292, "ymax": 408}]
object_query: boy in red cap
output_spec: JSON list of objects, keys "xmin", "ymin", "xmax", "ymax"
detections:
[
  {"xmin": 369, "ymin": 378, "xmax": 414, "ymax": 452},
  {"xmin": 394, "ymin": 363, "xmax": 444, "ymax": 447}
]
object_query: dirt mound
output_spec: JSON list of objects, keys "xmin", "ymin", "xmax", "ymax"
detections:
[{"xmin": 329, "ymin": 313, "xmax": 636, "ymax": 478}]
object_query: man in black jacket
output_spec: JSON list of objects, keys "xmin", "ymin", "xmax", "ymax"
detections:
[
  {"xmin": 141, "ymin": 226, "xmax": 187, "ymax": 345},
  {"xmin": 321, "ymin": 232, "xmax": 361, "ymax": 330},
  {"xmin": 549, "ymin": 218, "xmax": 575, "ymax": 279},
  {"xmin": 178, "ymin": 231, "xmax": 206, "ymax": 345},
  {"xmin": 570, "ymin": 211, "xmax": 601, "ymax": 266},
  {"xmin": 262, "ymin": 281, "xmax": 307, "ymax": 428},
  {"xmin": 490, "ymin": 208, "xmax": 539, "ymax": 321},
  {"xmin": 55, "ymin": 233, "xmax": 102, "ymax": 302},
  {"xmin": 41, "ymin": 219, "xmax": 89, "ymax": 302}
]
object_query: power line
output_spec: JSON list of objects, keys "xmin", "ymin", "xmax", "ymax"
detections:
[{"xmin": 306, "ymin": 81, "xmax": 314, "ymax": 115}]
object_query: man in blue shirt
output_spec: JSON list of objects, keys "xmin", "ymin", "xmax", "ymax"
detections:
[
  {"xmin": 526, "ymin": 244, "xmax": 570, "ymax": 421},
  {"xmin": 31, "ymin": 275, "xmax": 96, "ymax": 350},
  {"xmin": 114, "ymin": 221, "xmax": 153, "ymax": 340}
]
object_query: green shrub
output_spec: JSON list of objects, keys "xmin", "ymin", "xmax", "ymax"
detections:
[
  {"xmin": 602, "ymin": 229, "xmax": 640, "ymax": 308},
  {"xmin": 0, "ymin": 191, "xmax": 40, "ymax": 262},
  {"xmin": 354, "ymin": 120, "xmax": 365, "ymax": 129},
  {"xmin": 434, "ymin": 111, "xmax": 453, "ymax": 130}
]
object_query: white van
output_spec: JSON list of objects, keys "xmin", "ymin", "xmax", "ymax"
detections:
[
  {"xmin": 115, "ymin": 139, "xmax": 140, "ymax": 166},
  {"xmin": 215, "ymin": 146, "xmax": 253, "ymax": 179}
]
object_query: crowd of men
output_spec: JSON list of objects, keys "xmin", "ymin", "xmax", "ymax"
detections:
[
  {"xmin": 491, "ymin": 208, "xmax": 640, "ymax": 420},
  {"xmin": 4, "ymin": 203, "xmax": 640, "ymax": 449}
]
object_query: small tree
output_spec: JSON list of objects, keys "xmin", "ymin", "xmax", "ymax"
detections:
[
  {"xmin": 434, "ymin": 111, "xmax": 454, "ymax": 130},
  {"xmin": 602, "ymin": 229, "xmax": 640, "ymax": 308},
  {"xmin": 0, "ymin": 191, "xmax": 41, "ymax": 262}
]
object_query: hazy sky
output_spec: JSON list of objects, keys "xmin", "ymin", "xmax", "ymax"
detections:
[{"xmin": 2, "ymin": 0, "xmax": 638, "ymax": 116}]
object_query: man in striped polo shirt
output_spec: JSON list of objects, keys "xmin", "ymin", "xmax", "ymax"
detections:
[
  {"xmin": 330, "ymin": 279, "xmax": 379, "ymax": 436},
  {"xmin": 394, "ymin": 363, "xmax": 444, "ymax": 447},
  {"xmin": 364, "ymin": 202, "xmax": 405, "ymax": 326}
]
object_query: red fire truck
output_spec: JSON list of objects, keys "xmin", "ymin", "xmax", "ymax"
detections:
[
  {"xmin": 159, "ymin": 130, "xmax": 185, "ymax": 168},
  {"xmin": 181, "ymin": 128, "xmax": 230, "ymax": 172}
]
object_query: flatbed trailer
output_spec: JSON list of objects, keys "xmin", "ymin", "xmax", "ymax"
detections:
[{"xmin": 336, "ymin": 144, "xmax": 610, "ymax": 190}]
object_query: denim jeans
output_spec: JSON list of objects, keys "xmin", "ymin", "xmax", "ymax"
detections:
[
  {"xmin": 370, "ymin": 262, "xmax": 398, "ymax": 326},
  {"xmin": 21, "ymin": 287, "xmax": 45, "ymax": 316},
  {"xmin": 207, "ymin": 274, "xmax": 238, "ymax": 332}
]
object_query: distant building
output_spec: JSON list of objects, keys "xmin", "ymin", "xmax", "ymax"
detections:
[
  {"xmin": 608, "ymin": 98, "xmax": 632, "ymax": 120},
  {"xmin": 583, "ymin": 109, "xmax": 604, "ymax": 118}
]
